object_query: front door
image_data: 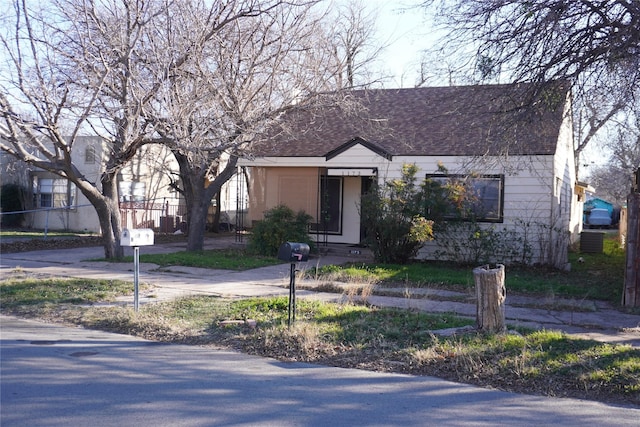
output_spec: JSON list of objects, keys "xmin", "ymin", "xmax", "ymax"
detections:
[{"xmin": 319, "ymin": 176, "xmax": 343, "ymax": 234}]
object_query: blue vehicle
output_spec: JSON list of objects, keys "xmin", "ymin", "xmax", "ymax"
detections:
[{"xmin": 587, "ymin": 208, "xmax": 612, "ymax": 229}]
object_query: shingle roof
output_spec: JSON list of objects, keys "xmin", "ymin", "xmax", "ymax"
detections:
[{"xmin": 251, "ymin": 82, "xmax": 569, "ymax": 158}]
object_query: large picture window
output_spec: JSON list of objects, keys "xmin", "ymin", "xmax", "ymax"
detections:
[
  {"xmin": 425, "ymin": 174, "xmax": 504, "ymax": 222},
  {"xmin": 33, "ymin": 176, "xmax": 76, "ymax": 209}
]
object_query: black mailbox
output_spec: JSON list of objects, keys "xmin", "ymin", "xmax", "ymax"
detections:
[{"xmin": 278, "ymin": 242, "xmax": 310, "ymax": 262}]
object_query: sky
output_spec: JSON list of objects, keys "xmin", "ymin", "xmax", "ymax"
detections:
[
  {"xmin": 372, "ymin": 1, "xmax": 436, "ymax": 87},
  {"xmin": 369, "ymin": 1, "xmax": 609, "ymax": 174}
]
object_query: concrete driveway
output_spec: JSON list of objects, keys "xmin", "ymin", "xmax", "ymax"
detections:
[{"xmin": 2, "ymin": 315, "xmax": 639, "ymax": 427}]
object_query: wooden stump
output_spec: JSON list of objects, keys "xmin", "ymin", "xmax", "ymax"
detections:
[
  {"xmin": 623, "ymin": 193, "xmax": 640, "ymax": 307},
  {"xmin": 473, "ymin": 264, "xmax": 506, "ymax": 333}
]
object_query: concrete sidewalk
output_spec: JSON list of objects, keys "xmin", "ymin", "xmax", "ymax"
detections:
[{"xmin": 1, "ymin": 236, "xmax": 639, "ymax": 347}]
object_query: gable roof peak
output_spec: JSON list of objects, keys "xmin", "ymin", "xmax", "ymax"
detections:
[{"xmin": 325, "ymin": 137, "xmax": 393, "ymax": 161}]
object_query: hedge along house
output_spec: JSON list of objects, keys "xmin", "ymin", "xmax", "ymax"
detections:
[{"xmin": 239, "ymin": 82, "xmax": 583, "ymax": 268}]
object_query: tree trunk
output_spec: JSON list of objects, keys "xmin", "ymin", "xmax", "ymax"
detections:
[
  {"xmin": 96, "ymin": 200, "xmax": 124, "ymax": 259},
  {"xmin": 211, "ymin": 191, "xmax": 221, "ymax": 232},
  {"xmin": 186, "ymin": 198, "xmax": 208, "ymax": 251},
  {"xmin": 74, "ymin": 173, "xmax": 124, "ymax": 259},
  {"xmin": 180, "ymin": 155, "xmax": 239, "ymax": 252},
  {"xmin": 623, "ymin": 193, "xmax": 640, "ymax": 307},
  {"xmin": 473, "ymin": 264, "xmax": 506, "ymax": 333}
]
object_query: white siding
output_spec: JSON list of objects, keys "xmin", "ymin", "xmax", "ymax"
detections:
[
  {"xmin": 550, "ymin": 103, "xmax": 577, "ymax": 268},
  {"xmin": 28, "ymin": 136, "xmax": 105, "ymax": 232},
  {"xmin": 4, "ymin": 136, "xmax": 203, "ymax": 234},
  {"xmin": 243, "ymin": 146, "xmax": 569, "ymax": 264},
  {"xmin": 242, "ymin": 97, "xmax": 577, "ymax": 269}
]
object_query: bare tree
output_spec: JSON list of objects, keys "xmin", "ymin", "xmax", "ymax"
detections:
[
  {"xmin": 588, "ymin": 107, "xmax": 640, "ymax": 205},
  {"xmin": 150, "ymin": 1, "xmax": 357, "ymax": 251},
  {"xmin": 572, "ymin": 82, "xmax": 627, "ymax": 177},
  {"xmin": 320, "ymin": 0, "xmax": 389, "ymax": 89},
  {"xmin": 420, "ymin": 0, "xmax": 640, "ymax": 159},
  {"xmin": 0, "ymin": 0, "xmax": 289, "ymax": 258},
  {"xmin": 0, "ymin": 0, "xmax": 155, "ymax": 258}
]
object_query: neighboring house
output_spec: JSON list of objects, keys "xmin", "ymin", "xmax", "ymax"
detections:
[
  {"xmin": 1, "ymin": 136, "xmax": 244, "ymax": 234},
  {"xmin": 0, "ymin": 137, "xmax": 184, "ymax": 233},
  {"xmin": 239, "ymin": 82, "xmax": 584, "ymax": 268},
  {"xmin": 1, "ymin": 136, "xmax": 108, "ymax": 232}
]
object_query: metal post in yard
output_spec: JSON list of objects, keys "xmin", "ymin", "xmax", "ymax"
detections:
[
  {"xmin": 44, "ymin": 209, "xmax": 50, "ymax": 239},
  {"xmin": 288, "ymin": 263, "xmax": 296, "ymax": 327},
  {"xmin": 133, "ymin": 246, "xmax": 140, "ymax": 312}
]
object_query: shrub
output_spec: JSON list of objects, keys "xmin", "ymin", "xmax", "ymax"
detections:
[
  {"xmin": 0, "ymin": 184, "xmax": 28, "ymax": 227},
  {"xmin": 248, "ymin": 205, "xmax": 315, "ymax": 257},
  {"xmin": 360, "ymin": 164, "xmax": 434, "ymax": 264},
  {"xmin": 432, "ymin": 220, "xmax": 531, "ymax": 265}
]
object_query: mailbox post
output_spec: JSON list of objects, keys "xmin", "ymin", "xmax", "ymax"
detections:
[
  {"xmin": 277, "ymin": 242, "xmax": 310, "ymax": 327},
  {"xmin": 120, "ymin": 228, "xmax": 154, "ymax": 312}
]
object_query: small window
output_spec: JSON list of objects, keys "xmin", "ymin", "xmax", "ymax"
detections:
[
  {"xmin": 425, "ymin": 174, "xmax": 504, "ymax": 222},
  {"xmin": 33, "ymin": 176, "xmax": 76, "ymax": 208},
  {"xmin": 85, "ymin": 146, "xmax": 96, "ymax": 164},
  {"xmin": 119, "ymin": 181, "xmax": 146, "ymax": 202}
]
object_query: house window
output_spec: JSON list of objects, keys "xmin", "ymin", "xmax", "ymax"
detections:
[
  {"xmin": 312, "ymin": 176, "xmax": 343, "ymax": 234},
  {"xmin": 85, "ymin": 146, "xmax": 96, "ymax": 164},
  {"xmin": 119, "ymin": 181, "xmax": 146, "ymax": 202},
  {"xmin": 33, "ymin": 176, "xmax": 76, "ymax": 208},
  {"xmin": 425, "ymin": 174, "xmax": 504, "ymax": 222}
]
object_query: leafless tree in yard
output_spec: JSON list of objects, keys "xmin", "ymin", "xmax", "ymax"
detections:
[
  {"xmin": 0, "ymin": 0, "xmax": 152, "ymax": 258},
  {"xmin": 150, "ymin": 1, "xmax": 387, "ymax": 251},
  {"xmin": 0, "ymin": 0, "xmax": 290, "ymax": 258}
]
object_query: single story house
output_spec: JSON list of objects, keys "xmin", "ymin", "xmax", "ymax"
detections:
[{"xmin": 239, "ymin": 82, "xmax": 584, "ymax": 268}]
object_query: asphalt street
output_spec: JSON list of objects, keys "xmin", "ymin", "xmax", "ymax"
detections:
[{"xmin": 2, "ymin": 315, "xmax": 639, "ymax": 427}]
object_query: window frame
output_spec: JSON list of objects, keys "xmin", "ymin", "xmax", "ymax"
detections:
[
  {"xmin": 310, "ymin": 175, "xmax": 344, "ymax": 234},
  {"xmin": 33, "ymin": 176, "xmax": 77, "ymax": 209},
  {"xmin": 84, "ymin": 146, "xmax": 96, "ymax": 164},
  {"xmin": 425, "ymin": 173, "xmax": 504, "ymax": 223}
]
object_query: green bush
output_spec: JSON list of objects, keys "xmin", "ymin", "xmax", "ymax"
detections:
[
  {"xmin": 432, "ymin": 220, "xmax": 532, "ymax": 265},
  {"xmin": 360, "ymin": 164, "xmax": 433, "ymax": 264},
  {"xmin": 0, "ymin": 184, "xmax": 28, "ymax": 227},
  {"xmin": 247, "ymin": 205, "xmax": 315, "ymax": 257}
]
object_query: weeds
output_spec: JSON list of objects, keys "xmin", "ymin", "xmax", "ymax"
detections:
[
  {"xmin": 2, "ymin": 248, "xmax": 639, "ymax": 406},
  {"xmin": 307, "ymin": 236, "xmax": 624, "ymax": 303}
]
